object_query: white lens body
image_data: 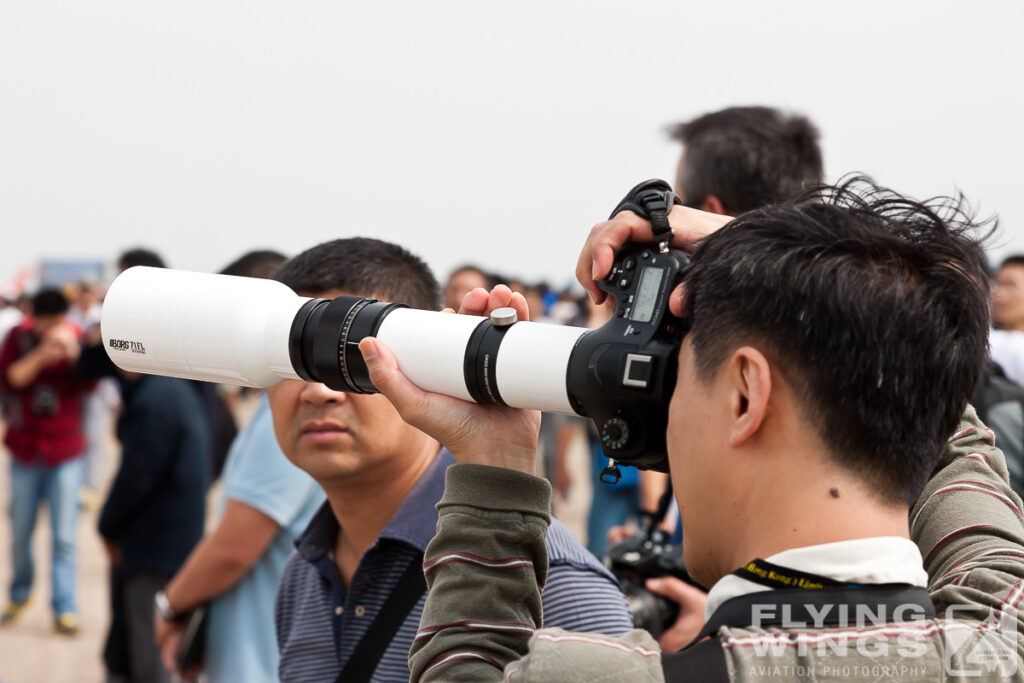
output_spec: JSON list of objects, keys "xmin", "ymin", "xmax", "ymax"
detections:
[
  {"xmin": 102, "ymin": 267, "xmax": 588, "ymax": 414},
  {"xmin": 375, "ymin": 309, "xmax": 482, "ymax": 402},
  {"xmin": 102, "ymin": 267, "xmax": 306, "ymax": 387},
  {"xmin": 496, "ymin": 322, "xmax": 587, "ymax": 414},
  {"xmin": 376, "ymin": 310, "xmax": 586, "ymax": 414}
]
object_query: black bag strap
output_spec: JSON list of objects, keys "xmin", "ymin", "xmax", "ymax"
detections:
[
  {"xmin": 661, "ymin": 637, "xmax": 729, "ymax": 682},
  {"xmin": 692, "ymin": 583, "xmax": 933, "ymax": 645},
  {"xmin": 660, "ymin": 583, "xmax": 934, "ymax": 681},
  {"xmin": 335, "ymin": 553, "xmax": 427, "ymax": 683}
]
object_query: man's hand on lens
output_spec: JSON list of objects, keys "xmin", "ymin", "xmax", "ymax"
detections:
[
  {"xmin": 360, "ymin": 285, "xmax": 542, "ymax": 474},
  {"xmin": 576, "ymin": 205, "xmax": 730, "ymax": 309},
  {"xmin": 644, "ymin": 576, "xmax": 708, "ymax": 652}
]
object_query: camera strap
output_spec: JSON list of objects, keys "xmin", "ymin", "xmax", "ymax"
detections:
[
  {"xmin": 731, "ymin": 558, "xmax": 858, "ymax": 590},
  {"xmin": 334, "ymin": 553, "xmax": 427, "ymax": 683},
  {"xmin": 660, "ymin": 582, "xmax": 934, "ymax": 682},
  {"xmin": 609, "ymin": 179, "xmax": 682, "ymax": 251}
]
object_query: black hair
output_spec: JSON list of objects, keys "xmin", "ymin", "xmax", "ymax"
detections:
[
  {"xmin": 118, "ymin": 248, "xmax": 166, "ymax": 270},
  {"xmin": 668, "ymin": 106, "xmax": 824, "ymax": 214},
  {"xmin": 273, "ymin": 237, "xmax": 440, "ymax": 311},
  {"xmin": 999, "ymin": 254, "xmax": 1024, "ymax": 270},
  {"xmin": 683, "ymin": 176, "xmax": 993, "ymax": 503},
  {"xmin": 32, "ymin": 288, "xmax": 70, "ymax": 317},
  {"xmin": 220, "ymin": 249, "xmax": 288, "ymax": 279}
]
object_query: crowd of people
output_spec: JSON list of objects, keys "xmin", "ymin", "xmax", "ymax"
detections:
[{"xmin": 0, "ymin": 104, "xmax": 1022, "ymax": 682}]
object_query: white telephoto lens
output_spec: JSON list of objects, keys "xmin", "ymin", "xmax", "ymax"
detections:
[
  {"xmin": 101, "ymin": 266, "xmax": 307, "ymax": 387},
  {"xmin": 102, "ymin": 267, "xmax": 591, "ymax": 416}
]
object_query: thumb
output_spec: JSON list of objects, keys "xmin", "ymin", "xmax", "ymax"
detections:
[{"xmin": 358, "ymin": 337, "xmax": 425, "ymax": 416}]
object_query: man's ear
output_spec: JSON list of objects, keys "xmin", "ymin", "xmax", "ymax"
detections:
[
  {"xmin": 727, "ymin": 346, "xmax": 771, "ymax": 447},
  {"xmin": 699, "ymin": 195, "xmax": 728, "ymax": 216}
]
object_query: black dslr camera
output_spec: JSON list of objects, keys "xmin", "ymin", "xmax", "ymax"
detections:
[
  {"xmin": 607, "ymin": 488, "xmax": 700, "ymax": 639},
  {"xmin": 567, "ymin": 180, "xmax": 690, "ymax": 475},
  {"xmin": 608, "ymin": 529, "xmax": 690, "ymax": 639}
]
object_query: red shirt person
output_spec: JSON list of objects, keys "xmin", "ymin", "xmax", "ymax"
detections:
[{"xmin": 0, "ymin": 289, "xmax": 93, "ymax": 635}]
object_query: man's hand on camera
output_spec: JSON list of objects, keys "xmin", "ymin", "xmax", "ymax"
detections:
[
  {"xmin": 645, "ymin": 576, "xmax": 708, "ymax": 652},
  {"xmin": 360, "ymin": 285, "xmax": 542, "ymax": 474},
  {"xmin": 576, "ymin": 205, "xmax": 730, "ymax": 309}
]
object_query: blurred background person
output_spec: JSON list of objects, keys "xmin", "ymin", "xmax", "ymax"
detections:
[
  {"xmin": 0, "ymin": 289, "xmax": 93, "ymax": 636},
  {"xmin": 974, "ymin": 254, "xmax": 1024, "ymax": 500},
  {"xmin": 0, "ymin": 295, "xmax": 23, "ymax": 345},
  {"xmin": 71, "ymin": 247, "xmax": 210, "ymax": 681},
  {"xmin": 66, "ymin": 280, "xmax": 102, "ymax": 332},
  {"xmin": 990, "ymin": 254, "xmax": 1024, "ymax": 384},
  {"xmin": 97, "ymin": 357, "xmax": 211, "ymax": 682},
  {"xmin": 116, "ymin": 248, "xmax": 166, "ymax": 272},
  {"xmin": 67, "ymin": 280, "xmax": 117, "ymax": 510},
  {"xmin": 442, "ymin": 264, "xmax": 495, "ymax": 310},
  {"xmin": 668, "ymin": 105, "xmax": 824, "ymax": 214},
  {"xmin": 152, "ymin": 249, "xmax": 328, "ymax": 683}
]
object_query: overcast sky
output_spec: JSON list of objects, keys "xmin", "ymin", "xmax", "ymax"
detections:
[{"xmin": 2, "ymin": 0, "xmax": 1021, "ymax": 292}]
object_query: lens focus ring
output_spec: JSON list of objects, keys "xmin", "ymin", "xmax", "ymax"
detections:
[{"xmin": 312, "ymin": 297, "xmax": 369, "ymax": 392}]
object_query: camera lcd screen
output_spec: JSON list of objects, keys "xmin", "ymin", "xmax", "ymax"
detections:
[{"xmin": 630, "ymin": 266, "xmax": 664, "ymax": 323}]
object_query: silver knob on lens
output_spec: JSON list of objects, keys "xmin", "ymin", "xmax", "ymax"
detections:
[{"xmin": 489, "ymin": 307, "xmax": 518, "ymax": 327}]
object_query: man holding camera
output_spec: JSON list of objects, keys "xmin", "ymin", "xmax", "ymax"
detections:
[
  {"xmin": 0, "ymin": 288, "xmax": 93, "ymax": 636},
  {"xmin": 267, "ymin": 237, "xmax": 632, "ymax": 682},
  {"xmin": 361, "ymin": 179, "xmax": 1024, "ymax": 680}
]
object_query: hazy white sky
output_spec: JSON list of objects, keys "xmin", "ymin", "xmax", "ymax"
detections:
[{"xmin": 2, "ymin": 0, "xmax": 1021, "ymax": 292}]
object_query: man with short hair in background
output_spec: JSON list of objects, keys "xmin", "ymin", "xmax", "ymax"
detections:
[
  {"xmin": 587, "ymin": 106, "xmax": 828, "ymax": 559},
  {"xmin": 0, "ymin": 288, "xmax": 93, "ymax": 635},
  {"xmin": 98, "ymin": 360, "xmax": 210, "ymax": 682},
  {"xmin": 82, "ymin": 247, "xmax": 209, "ymax": 682},
  {"xmin": 668, "ymin": 105, "xmax": 824, "ymax": 215},
  {"xmin": 270, "ymin": 237, "xmax": 632, "ymax": 682}
]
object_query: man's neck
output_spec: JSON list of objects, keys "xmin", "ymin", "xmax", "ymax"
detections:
[
  {"xmin": 707, "ymin": 442, "xmax": 911, "ymax": 585},
  {"xmin": 722, "ymin": 486, "xmax": 910, "ymax": 575},
  {"xmin": 322, "ymin": 440, "xmax": 439, "ymax": 583}
]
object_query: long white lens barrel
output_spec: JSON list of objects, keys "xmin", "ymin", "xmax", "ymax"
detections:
[
  {"xmin": 376, "ymin": 309, "xmax": 587, "ymax": 414},
  {"xmin": 102, "ymin": 267, "xmax": 592, "ymax": 415},
  {"xmin": 102, "ymin": 267, "xmax": 307, "ymax": 387}
]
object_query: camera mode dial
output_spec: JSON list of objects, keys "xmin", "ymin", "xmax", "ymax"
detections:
[{"xmin": 601, "ymin": 416, "xmax": 630, "ymax": 451}]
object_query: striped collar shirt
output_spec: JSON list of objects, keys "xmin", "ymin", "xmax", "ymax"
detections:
[{"xmin": 275, "ymin": 449, "xmax": 632, "ymax": 683}]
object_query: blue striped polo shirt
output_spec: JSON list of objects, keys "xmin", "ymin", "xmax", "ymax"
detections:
[{"xmin": 274, "ymin": 449, "xmax": 632, "ymax": 682}]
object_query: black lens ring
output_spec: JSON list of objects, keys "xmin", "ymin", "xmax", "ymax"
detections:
[
  {"xmin": 462, "ymin": 319, "xmax": 510, "ymax": 406},
  {"xmin": 463, "ymin": 319, "xmax": 490, "ymax": 404},
  {"xmin": 312, "ymin": 297, "xmax": 368, "ymax": 391},
  {"xmin": 289, "ymin": 298, "xmax": 329, "ymax": 382}
]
